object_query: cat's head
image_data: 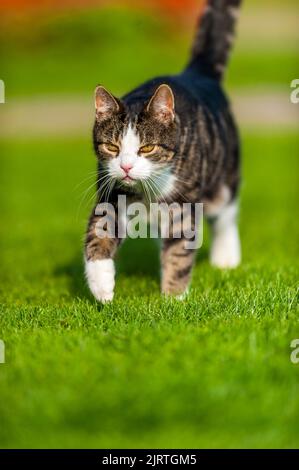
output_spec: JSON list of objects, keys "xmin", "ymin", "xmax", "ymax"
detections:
[{"xmin": 93, "ymin": 84, "xmax": 178, "ymax": 198}]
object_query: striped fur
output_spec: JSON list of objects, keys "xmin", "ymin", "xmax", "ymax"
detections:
[{"xmin": 189, "ymin": 0, "xmax": 242, "ymax": 80}]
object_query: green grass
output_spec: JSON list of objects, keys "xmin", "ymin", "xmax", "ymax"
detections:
[
  {"xmin": 0, "ymin": 131, "xmax": 298, "ymax": 448},
  {"xmin": 0, "ymin": 0, "xmax": 299, "ymax": 449}
]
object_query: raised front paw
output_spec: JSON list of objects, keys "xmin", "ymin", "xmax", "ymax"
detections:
[{"xmin": 85, "ymin": 258, "xmax": 115, "ymax": 303}]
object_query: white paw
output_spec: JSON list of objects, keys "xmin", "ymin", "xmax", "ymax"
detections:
[
  {"xmin": 210, "ymin": 227, "xmax": 241, "ymax": 269},
  {"xmin": 175, "ymin": 288, "xmax": 189, "ymax": 301},
  {"xmin": 85, "ymin": 258, "xmax": 115, "ymax": 303}
]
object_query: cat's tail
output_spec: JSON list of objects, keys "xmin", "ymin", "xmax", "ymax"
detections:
[{"xmin": 187, "ymin": 0, "xmax": 242, "ymax": 81}]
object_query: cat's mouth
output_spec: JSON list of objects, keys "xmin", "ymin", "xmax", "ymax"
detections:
[{"xmin": 122, "ymin": 175, "xmax": 136, "ymax": 185}]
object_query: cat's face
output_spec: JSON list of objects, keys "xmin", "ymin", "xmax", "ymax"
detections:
[{"xmin": 93, "ymin": 84, "xmax": 178, "ymax": 198}]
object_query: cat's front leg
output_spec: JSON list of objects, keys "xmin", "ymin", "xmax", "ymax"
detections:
[
  {"xmin": 161, "ymin": 238, "xmax": 196, "ymax": 298},
  {"xmin": 84, "ymin": 205, "xmax": 122, "ymax": 303}
]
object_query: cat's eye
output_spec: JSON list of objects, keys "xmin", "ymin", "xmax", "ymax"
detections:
[
  {"xmin": 103, "ymin": 143, "xmax": 119, "ymax": 154},
  {"xmin": 139, "ymin": 144, "xmax": 156, "ymax": 154}
]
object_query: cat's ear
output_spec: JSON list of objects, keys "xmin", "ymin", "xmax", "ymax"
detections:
[
  {"xmin": 95, "ymin": 85, "xmax": 120, "ymax": 119},
  {"xmin": 147, "ymin": 84, "xmax": 175, "ymax": 124}
]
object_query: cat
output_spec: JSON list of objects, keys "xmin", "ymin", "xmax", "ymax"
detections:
[{"xmin": 85, "ymin": 0, "xmax": 242, "ymax": 302}]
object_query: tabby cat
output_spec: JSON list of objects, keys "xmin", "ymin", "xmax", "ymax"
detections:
[{"xmin": 85, "ymin": 0, "xmax": 242, "ymax": 302}]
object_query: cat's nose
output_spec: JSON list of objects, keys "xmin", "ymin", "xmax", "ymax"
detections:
[{"xmin": 120, "ymin": 163, "xmax": 133, "ymax": 174}]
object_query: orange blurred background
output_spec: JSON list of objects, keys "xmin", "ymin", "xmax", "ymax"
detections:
[{"xmin": 0, "ymin": 0, "xmax": 200, "ymax": 16}]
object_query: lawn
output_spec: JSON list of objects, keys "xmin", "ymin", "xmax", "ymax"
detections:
[
  {"xmin": 0, "ymin": 130, "xmax": 298, "ymax": 448},
  {"xmin": 0, "ymin": 0, "xmax": 299, "ymax": 450}
]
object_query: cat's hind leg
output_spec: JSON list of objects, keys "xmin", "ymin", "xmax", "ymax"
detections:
[{"xmin": 205, "ymin": 187, "xmax": 241, "ymax": 269}]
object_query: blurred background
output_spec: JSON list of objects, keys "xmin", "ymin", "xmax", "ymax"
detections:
[
  {"xmin": 0, "ymin": 0, "xmax": 298, "ymax": 134},
  {"xmin": 0, "ymin": 0, "xmax": 299, "ymax": 449}
]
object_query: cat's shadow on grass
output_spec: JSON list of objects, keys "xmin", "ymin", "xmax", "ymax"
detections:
[{"xmin": 55, "ymin": 238, "xmax": 208, "ymax": 301}]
